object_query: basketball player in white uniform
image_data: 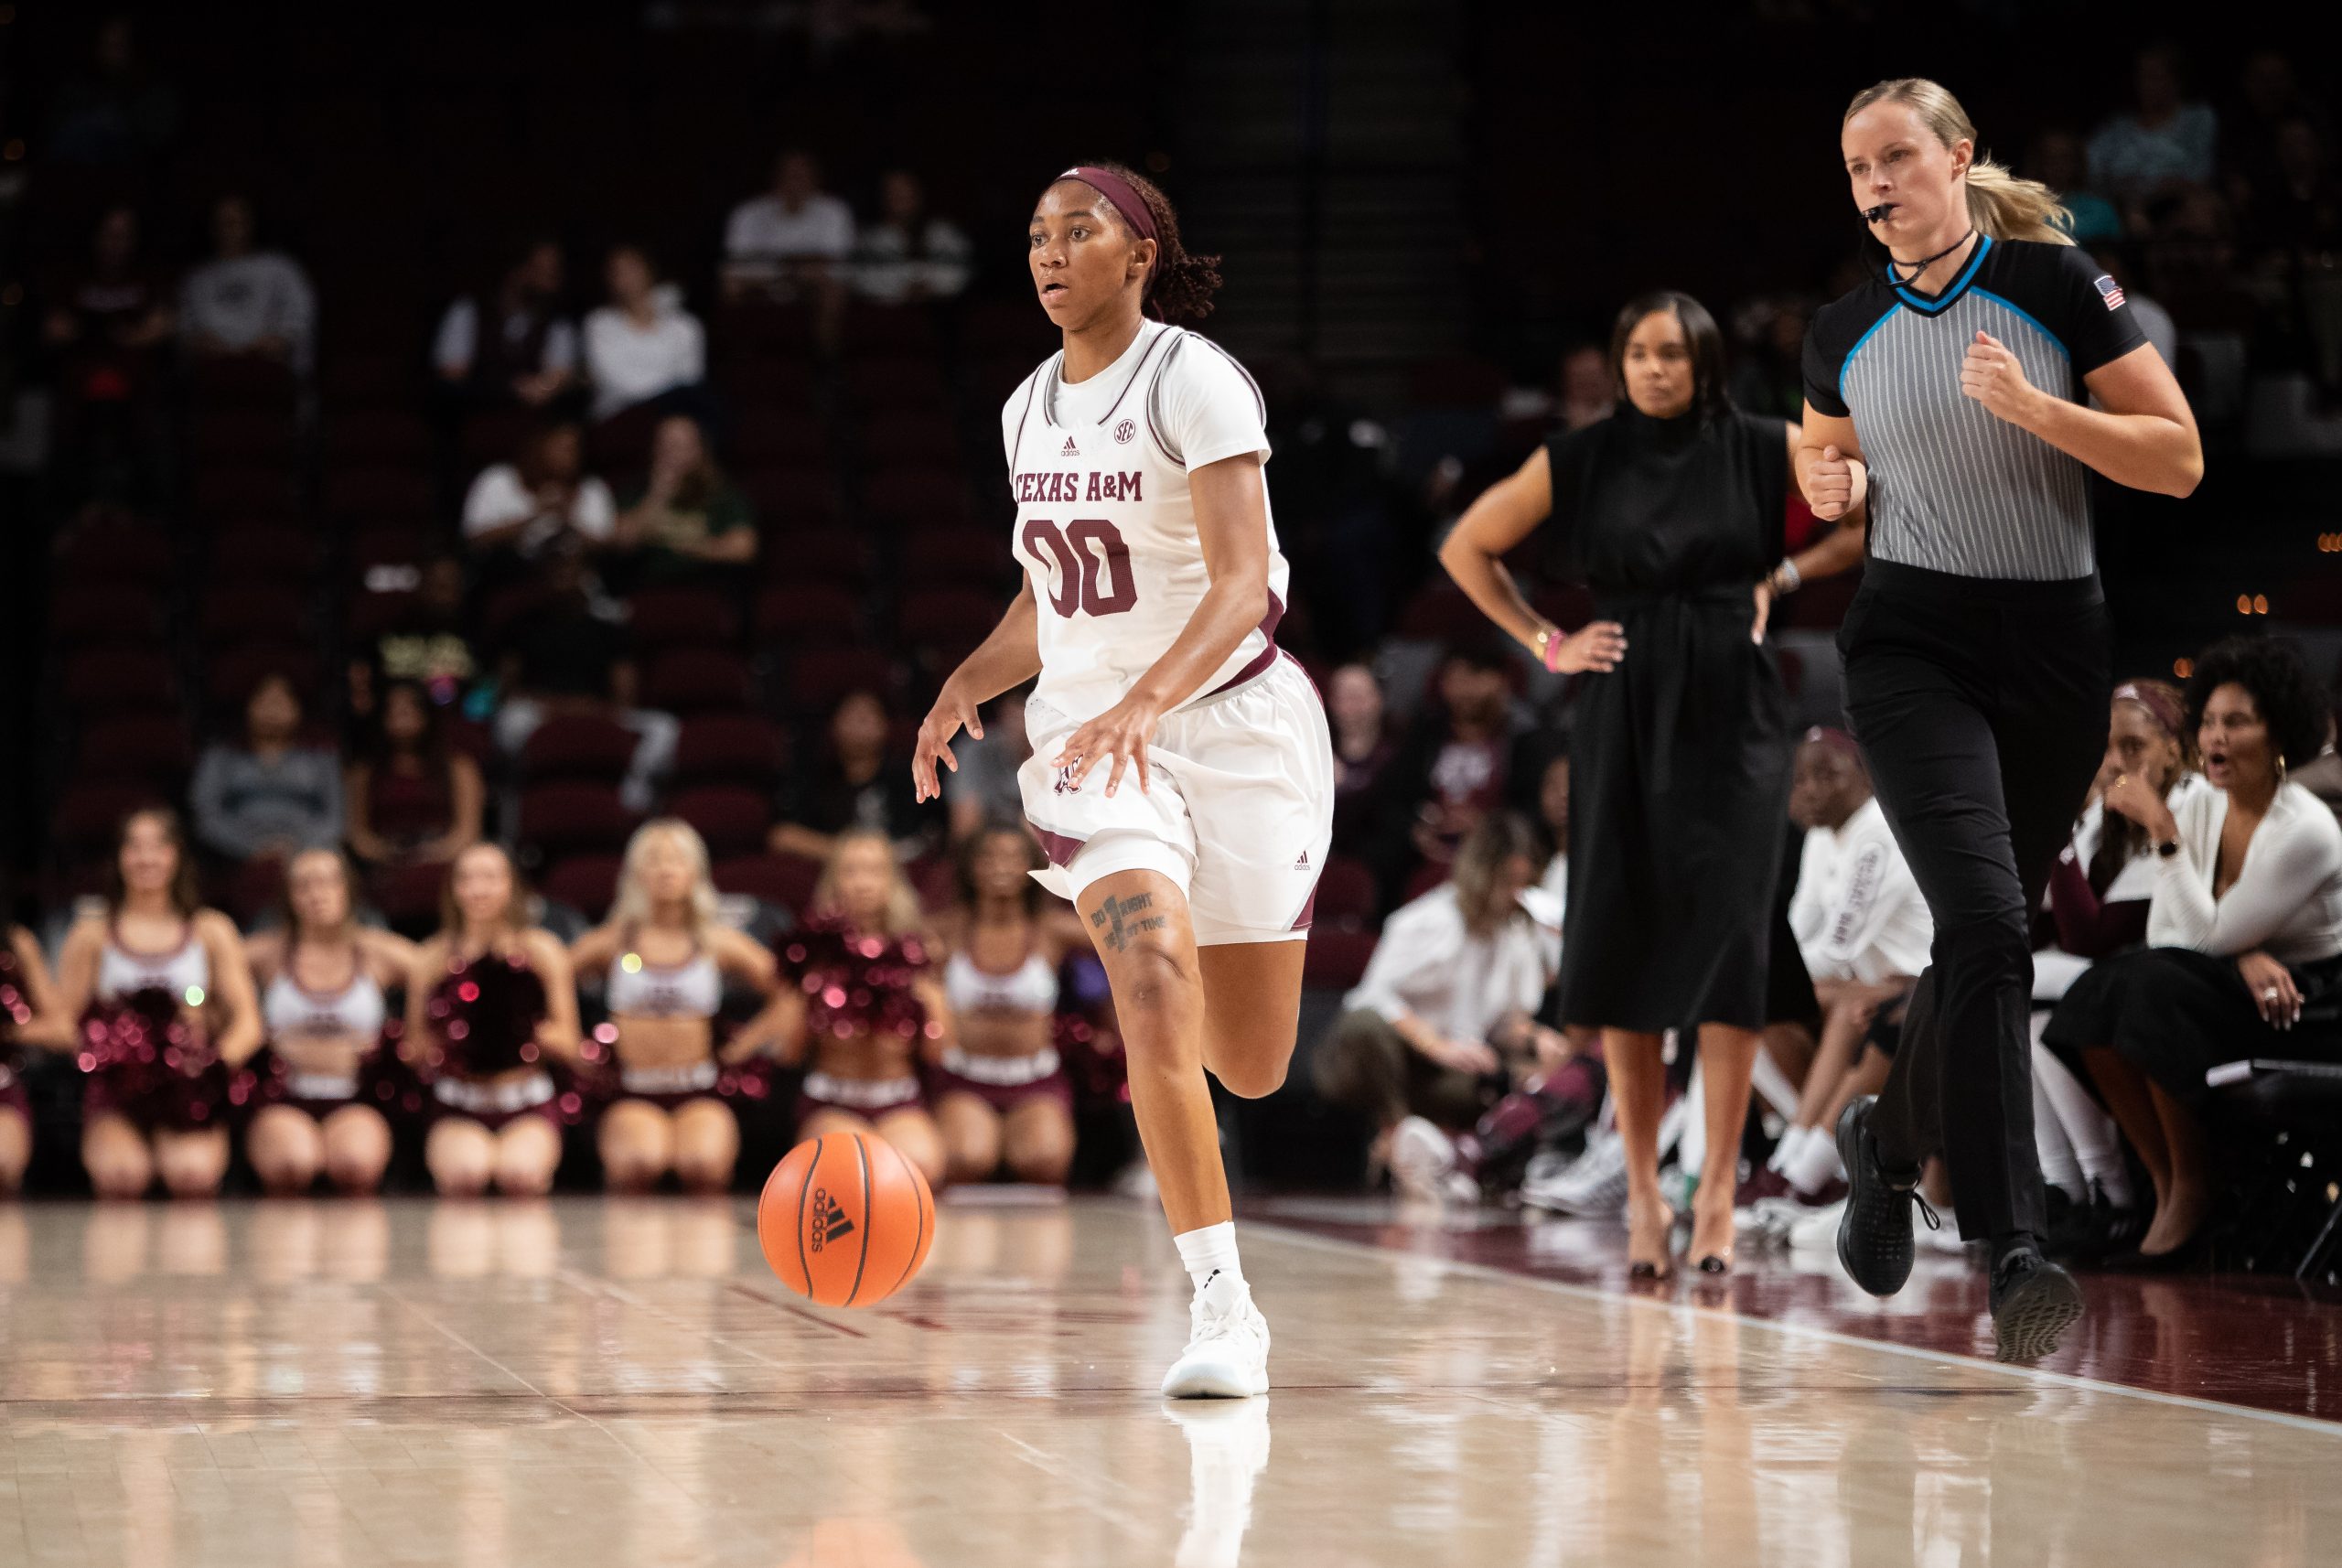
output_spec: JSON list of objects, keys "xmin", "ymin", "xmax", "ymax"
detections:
[{"xmin": 914, "ymin": 162, "xmax": 1332, "ymax": 1398}]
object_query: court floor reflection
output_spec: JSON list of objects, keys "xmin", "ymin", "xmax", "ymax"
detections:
[{"xmin": 0, "ymin": 1197, "xmax": 2333, "ymax": 1567}]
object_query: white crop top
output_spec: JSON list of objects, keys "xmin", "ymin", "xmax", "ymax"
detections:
[
  {"xmin": 606, "ymin": 942, "xmax": 725, "ymax": 1019},
  {"xmin": 943, "ymin": 949, "xmax": 1059, "ymax": 1016},
  {"xmin": 97, "ymin": 923, "xmax": 212, "ymax": 1002},
  {"xmin": 263, "ymin": 951, "xmax": 388, "ymax": 1041}
]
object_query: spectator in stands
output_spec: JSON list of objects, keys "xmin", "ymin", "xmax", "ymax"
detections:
[
  {"xmin": 462, "ymin": 421, "xmax": 617, "ymax": 566},
  {"xmin": 930, "ymin": 825, "xmax": 1086, "ymax": 1186},
  {"xmin": 493, "ymin": 553, "xmax": 678, "ymax": 812},
  {"xmin": 2089, "ymin": 44, "xmax": 2218, "ymax": 217},
  {"xmin": 853, "ymin": 169, "xmax": 973, "ymax": 304},
  {"xmin": 43, "ymin": 15, "xmax": 178, "ymax": 166},
  {"xmin": 2047, "ymin": 638, "xmax": 2342, "ymax": 1261},
  {"xmin": 242, "ymin": 849, "xmax": 416, "ymax": 1195},
  {"xmin": 1370, "ymin": 639, "xmax": 1522, "ymax": 908},
  {"xmin": 1557, "ymin": 344, "xmax": 1612, "ymax": 434},
  {"xmin": 190, "ymin": 671, "xmax": 344, "ymax": 867},
  {"xmin": 179, "ymin": 194, "xmax": 317, "ymax": 375},
  {"xmin": 1763, "ymin": 728, "xmax": 1932, "ymax": 1206},
  {"xmin": 1328, "ymin": 662, "xmax": 1395, "ymax": 854},
  {"xmin": 1724, "ymin": 296, "xmax": 1815, "ymax": 420},
  {"xmin": 723, "ymin": 148, "xmax": 855, "ymax": 304},
  {"xmin": 1315, "ymin": 814, "xmax": 1563, "ymax": 1197},
  {"xmin": 768, "ymin": 689, "xmax": 940, "ymax": 862},
  {"xmin": 2223, "ymin": 50, "xmax": 2333, "ymax": 219},
  {"xmin": 349, "ymin": 556, "xmax": 482, "ymax": 731},
  {"xmin": 42, "ymin": 204, "xmax": 173, "ymax": 506},
  {"xmin": 607, "ymin": 415, "xmax": 757, "ymax": 585},
  {"xmin": 2029, "ymin": 128, "xmax": 2125, "ymax": 247},
  {"xmin": 53, "ymin": 809, "xmax": 262, "ymax": 1199},
  {"xmin": 345, "ymin": 681, "xmax": 486, "ymax": 873},
  {"xmin": 404, "ymin": 844, "xmax": 581, "ymax": 1197},
  {"xmin": 583, "ymin": 244, "xmax": 705, "ymax": 423},
  {"xmin": 771, "ymin": 829, "xmax": 951, "ymax": 1188},
  {"xmin": 435, "ymin": 238, "xmax": 577, "ymax": 411},
  {"xmin": 573, "ymin": 820, "xmax": 788, "ymax": 1194},
  {"xmin": 2031, "ymin": 681, "xmax": 2203, "ymax": 1254},
  {"xmin": 941, "ymin": 688, "xmax": 1033, "ymax": 844},
  {"xmin": 1, "ymin": 871, "xmax": 73, "ymax": 1194}
]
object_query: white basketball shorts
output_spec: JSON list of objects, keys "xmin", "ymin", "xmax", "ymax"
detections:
[{"xmin": 1018, "ymin": 654, "xmax": 1333, "ymax": 945}]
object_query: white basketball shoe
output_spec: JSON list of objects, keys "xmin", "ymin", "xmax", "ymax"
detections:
[{"xmin": 1161, "ymin": 1270, "xmax": 1271, "ymax": 1398}]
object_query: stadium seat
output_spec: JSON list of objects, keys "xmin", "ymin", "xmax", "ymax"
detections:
[
  {"xmin": 734, "ymin": 406, "xmax": 832, "ymax": 467},
  {"xmin": 1312, "ymin": 855, "xmax": 1379, "ymax": 931},
  {"xmin": 841, "ymin": 301, "xmax": 938, "ymax": 354},
  {"xmin": 203, "ymin": 646, "xmax": 321, "ymax": 714},
  {"xmin": 63, "ymin": 647, "xmax": 180, "ymax": 712},
  {"xmin": 641, "ymin": 648, "xmax": 757, "ymax": 713},
  {"xmin": 860, "ymin": 411, "xmax": 961, "ymax": 467},
  {"xmin": 780, "ymin": 646, "xmax": 896, "ymax": 715},
  {"xmin": 1301, "ymin": 929, "xmax": 1377, "ymax": 992},
  {"xmin": 459, "ymin": 405, "xmax": 542, "ymax": 467},
  {"xmin": 712, "ymin": 851, "xmax": 822, "ymax": 916},
  {"xmin": 57, "ymin": 522, "xmax": 175, "ymax": 588},
  {"xmin": 50, "ymin": 781, "xmax": 175, "ymax": 862},
  {"xmin": 845, "ymin": 356, "xmax": 950, "ymax": 411},
  {"xmin": 516, "ymin": 781, "xmax": 640, "ymax": 860},
  {"xmin": 192, "ymin": 466, "xmax": 300, "ymax": 522},
  {"xmin": 348, "ymin": 525, "xmax": 428, "ymax": 576},
  {"xmin": 199, "ymin": 582, "xmax": 316, "ymax": 646},
  {"xmin": 715, "ymin": 357, "xmax": 819, "ymax": 410},
  {"xmin": 627, "ymin": 585, "xmax": 742, "ymax": 653},
  {"xmin": 896, "ymin": 585, "xmax": 1005, "ymax": 648},
  {"xmin": 323, "ymin": 465, "xmax": 435, "ymax": 525},
  {"xmin": 670, "ymin": 714, "xmax": 789, "ymax": 789},
  {"xmin": 345, "ymin": 585, "xmax": 419, "ymax": 641},
  {"xmin": 542, "ymin": 854, "xmax": 624, "ymax": 921},
  {"xmin": 209, "ymin": 524, "xmax": 320, "ymax": 585},
  {"xmin": 667, "ymin": 784, "xmax": 774, "ymax": 857},
  {"xmin": 75, "ymin": 715, "xmax": 195, "ymax": 789},
  {"xmin": 755, "ymin": 582, "xmax": 863, "ymax": 645},
  {"xmin": 1397, "ymin": 585, "xmax": 1488, "ymax": 643},
  {"xmin": 319, "ymin": 353, "xmax": 416, "ymax": 413},
  {"xmin": 757, "ymin": 527, "xmax": 864, "ymax": 584},
  {"xmin": 591, "ymin": 403, "xmax": 668, "ymax": 473},
  {"xmin": 897, "ymin": 527, "xmax": 1012, "ymax": 585},
  {"xmin": 189, "ymin": 354, "xmax": 297, "ymax": 409},
  {"xmin": 50, "ymin": 585, "xmax": 168, "ymax": 647},
  {"xmin": 518, "ymin": 714, "xmax": 639, "ymax": 782},
  {"xmin": 738, "ymin": 467, "xmax": 843, "ymax": 533},
  {"xmin": 370, "ymin": 858, "xmax": 450, "ymax": 934},
  {"xmin": 189, "ymin": 408, "xmax": 298, "ymax": 467},
  {"xmin": 714, "ymin": 300, "xmax": 816, "ymax": 356},
  {"xmin": 327, "ymin": 409, "xmax": 432, "ymax": 465}
]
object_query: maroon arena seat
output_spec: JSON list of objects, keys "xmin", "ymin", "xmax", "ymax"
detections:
[
  {"xmin": 189, "ymin": 408, "xmax": 298, "ymax": 467},
  {"xmin": 51, "ymin": 782, "xmax": 175, "ymax": 860},
  {"xmin": 541, "ymin": 854, "xmax": 625, "ymax": 920},
  {"xmin": 1311, "ymin": 855, "xmax": 1380, "ymax": 932},
  {"xmin": 897, "ymin": 527, "xmax": 1012, "ymax": 585},
  {"xmin": 192, "ymin": 466, "xmax": 299, "ymax": 522},
  {"xmin": 733, "ymin": 406, "xmax": 832, "ymax": 467},
  {"xmin": 320, "ymin": 353, "xmax": 416, "ymax": 413},
  {"xmin": 641, "ymin": 648, "xmax": 757, "ymax": 713},
  {"xmin": 57, "ymin": 522, "xmax": 175, "ymax": 588},
  {"xmin": 755, "ymin": 582, "xmax": 863, "ymax": 645},
  {"xmin": 327, "ymin": 409, "xmax": 431, "ymax": 466},
  {"xmin": 519, "ymin": 714, "xmax": 641, "ymax": 782},
  {"xmin": 1301, "ymin": 929, "xmax": 1377, "ymax": 992},
  {"xmin": 1397, "ymin": 586, "xmax": 1488, "ymax": 643},
  {"xmin": 189, "ymin": 354, "xmax": 297, "ymax": 409},
  {"xmin": 203, "ymin": 646, "xmax": 320, "ymax": 712},
  {"xmin": 51, "ymin": 585, "xmax": 168, "ymax": 647},
  {"xmin": 64, "ymin": 647, "xmax": 181, "ymax": 712},
  {"xmin": 863, "ymin": 470, "xmax": 972, "ymax": 529},
  {"xmin": 896, "ymin": 585, "xmax": 1006, "ymax": 648},
  {"xmin": 459, "ymin": 405, "xmax": 542, "ymax": 467},
  {"xmin": 515, "ymin": 781, "xmax": 640, "ymax": 859},
  {"xmin": 344, "ymin": 586, "xmax": 419, "ymax": 641},
  {"xmin": 712, "ymin": 851, "xmax": 822, "ymax": 916},
  {"xmin": 323, "ymin": 465, "xmax": 435, "ymax": 525},
  {"xmin": 627, "ymin": 585, "xmax": 741, "ymax": 653},
  {"xmin": 714, "ymin": 301, "xmax": 817, "ymax": 357},
  {"xmin": 348, "ymin": 525, "xmax": 428, "ymax": 575},
  {"xmin": 860, "ymin": 412, "xmax": 961, "ymax": 466},
  {"xmin": 199, "ymin": 582, "xmax": 315, "ymax": 646},
  {"xmin": 590, "ymin": 403, "xmax": 666, "ymax": 473},
  {"xmin": 780, "ymin": 647, "xmax": 896, "ymax": 714},
  {"xmin": 840, "ymin": 301, "xmax": 938, "ymax": 353},
  {"xmin": 667, "ymin": 784, "xmax": 774, "ymax": 858},
  {"xmin": 844, "ymin": 356, "xmax": 951, "ymax": 411},
  {"xmin": 370, "ymin": 859, "xmax": 450, "ymax": 933},
  {"xmin": 715, "ymin": 358, "xmax": 819, "ymax": 410},
  {"xmin": 75, "ymin": 715, "xmax": 195, "ymax": 789},
  {"xmin": 739, "ymin": 467, "xmax": 843, "ymax": 533},
  {"xmin": 757, "ymin": 527, "xmax": 864, "ymax": 585},
  {"xmin": 670, "ymin": 713, "xmax": 789, "ymax": 789},
  {"xmin": 209, "ymin": 525, "xmax": 320, "ymax": 585}
]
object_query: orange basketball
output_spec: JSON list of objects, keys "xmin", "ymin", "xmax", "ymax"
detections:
[{"xmin": 757, "ymin": 1131, "xmax": 935, "ymax": 1307}]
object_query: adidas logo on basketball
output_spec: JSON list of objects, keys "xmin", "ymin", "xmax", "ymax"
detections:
[{"xmin": 808, "ymin": 1187, "xmax": 854, "ymax": 1252}]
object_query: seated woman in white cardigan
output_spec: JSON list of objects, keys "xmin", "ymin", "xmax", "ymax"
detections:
[{"xmin": 2044, "ymin": 638, "xmax": 2342, "ymax": 1261}]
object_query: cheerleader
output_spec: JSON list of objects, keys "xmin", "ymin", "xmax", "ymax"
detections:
[
  {"xmin": 52, "ymin": 809, "xmax": 262, "ymax": 1198},
  {"xmin": 570, "ymin": 820, "xmax": 786, "ymax": 1193},
  {"xmin": 930, "ymin": 824, "xmax": 1087, "ymax": 1186},
  {"xmin": 242, "ymin": 848, "xmax": 418, "ymax": 1194},
  {"xmin": 1, "ymin": 871, "xmax": 72, "ymax": 1193},
  {"xmin": 773, "ymin": 829, "xmax": 953, "ymax": 1188},
  {"xmin": 403, "ymin": 843, "xmax": 581, "ymax": 1197}
]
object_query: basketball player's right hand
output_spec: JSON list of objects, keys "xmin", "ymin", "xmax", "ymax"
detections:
[
  {"xmin": 1807, "ymin": 444, "xmax": 1866, "ymax": 521},
  {"xmin": 911, "ymin": 682, "xmax": 984, "ymax": 802},
  {"xmin": 1549, "ymin": 620, "xmax": 1628, "ymax": 674}
]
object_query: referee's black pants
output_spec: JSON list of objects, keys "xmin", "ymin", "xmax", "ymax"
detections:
[{"xmin": 1838, "ymin": 559, "xmax": 2111, "ymax": 1246}]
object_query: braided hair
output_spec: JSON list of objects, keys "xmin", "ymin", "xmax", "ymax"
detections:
[{"xmin": 1081, "ymin": 160, "xmax": 1224, "ymax": 323}]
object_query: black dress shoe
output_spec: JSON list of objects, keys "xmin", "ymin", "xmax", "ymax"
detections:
[
  {"xmin": 1989, "ymin": 1246, "xmax": 2084, "ymax": 1363},
  {"xmin": 1833, "ymin": 1097, "xmax": 1921, "ymax": 1298}
]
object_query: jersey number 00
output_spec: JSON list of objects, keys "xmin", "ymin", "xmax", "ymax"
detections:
[{"xmin": 1022, "ymin": 518, "xmax": 1137, "ymax": 618}]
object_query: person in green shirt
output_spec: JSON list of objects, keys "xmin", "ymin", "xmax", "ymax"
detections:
[{"xmin": 609, "ymin": 414, "xmax": 757, "ymax": 585}]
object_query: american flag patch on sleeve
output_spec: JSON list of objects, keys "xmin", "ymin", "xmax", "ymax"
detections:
[{"xmin": 2094, "ymin": 274, "xmax": 2127, "ymax": 310}]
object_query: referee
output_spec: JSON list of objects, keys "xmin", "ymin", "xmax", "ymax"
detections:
[{"xmin": 1799, "ymin": 79, "xmax": 2202, "ymax": 1363}]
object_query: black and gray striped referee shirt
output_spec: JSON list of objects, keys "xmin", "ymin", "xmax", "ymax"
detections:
[{"xmin": 1801, "ymin": 236, "xmax": 2150, "ymax": 581}]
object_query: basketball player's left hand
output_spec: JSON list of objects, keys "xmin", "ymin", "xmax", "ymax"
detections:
[
  {"xmin": 1960, "ymin": 330, "xmax": 2043, "ymax": 424},
  {"xmin": 1054, "ymin": 694, "xmax": 1162, "ymax": 798}
]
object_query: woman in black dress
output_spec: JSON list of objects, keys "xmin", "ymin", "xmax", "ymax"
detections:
[{"xmin": 1441, "ymin": 292, "xmax": 1863, "ymax": 1276}]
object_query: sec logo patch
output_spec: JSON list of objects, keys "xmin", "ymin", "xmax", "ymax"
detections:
[{"xmin": 1114, "ymin": 418, "xmax": 1137, "ymax": 445}]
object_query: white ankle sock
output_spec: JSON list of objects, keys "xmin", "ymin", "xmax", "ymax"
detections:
[
  {"xmin": 1782, "ymin": 1124, "xmax": 1844, "ymax": 1197},
  {"xmin": 1767, "ymin": 1122, "xmax": 1804, "ymax": 1175},
  {"xmin": 1174, "ymin": 1221, "xmax": 1245, "ymax": 1294},
  {"xmin": 2033, "ymin": 1041, "xmax": 2135, "ymax": 1208}
]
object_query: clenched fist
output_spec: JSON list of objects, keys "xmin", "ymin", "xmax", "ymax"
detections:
[
  {"xmin": 1807, "ymin": 443, "xmax": 1866, "ymax": 521},
  {"xmin": 1960, "ymin": 329, "xmax": 2043, "ymax": 424}
]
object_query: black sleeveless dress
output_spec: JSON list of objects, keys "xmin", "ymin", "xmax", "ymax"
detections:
[{"xmin": 1544, "ymin": 406, "xmax": 1794, "ymax": 1032}]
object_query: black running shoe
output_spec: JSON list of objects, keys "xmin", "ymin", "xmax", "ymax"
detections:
[
  {"xmin": 1833, "ymin": 1097, "xmax": 1920, "ymax": 1298},
  {"xmin": 1989, "ymin": 1246, "xmax": 2083, "ymax": 1364}
]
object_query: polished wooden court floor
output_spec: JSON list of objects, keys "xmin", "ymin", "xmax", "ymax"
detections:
[{"xmin": 2, "ymin": 1195, "xmax": 2336, "ymax": 1567}]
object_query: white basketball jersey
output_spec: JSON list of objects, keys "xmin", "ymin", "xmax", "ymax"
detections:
[{"xmin": 1002, "ymin": 320, "xmax": 1288, "ymax": 721}]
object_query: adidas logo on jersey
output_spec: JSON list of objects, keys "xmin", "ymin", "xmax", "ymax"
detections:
[
  {"xmin": 1294, "ymin": 850, "xmax": 1310, "ymax": 870},
  {"xmin": 1060, "ymin": 436, "xmax": 1080, "ymax": 456}
]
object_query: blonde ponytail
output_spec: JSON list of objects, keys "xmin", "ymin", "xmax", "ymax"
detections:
[{"xmin": 1846, "ymin": 78, "xmax": 2074, "ymax": 246}]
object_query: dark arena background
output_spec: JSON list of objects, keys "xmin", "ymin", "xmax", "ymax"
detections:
[{"xmin": 2, "ymin": 4, "xmax": 2341, "ymax": 1565}]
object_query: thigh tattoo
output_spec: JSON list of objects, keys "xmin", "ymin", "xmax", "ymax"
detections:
[{"xmin": 1090, "ymin": 892, "xmax": 1169, "ymax": 952}]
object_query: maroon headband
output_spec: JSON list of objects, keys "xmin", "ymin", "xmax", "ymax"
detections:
[
  {"xmin": 2113, "ymin": 681, "xmax": 2186, "ymax": 738},
  {"xmin": 1055, "ymin": 165, "xmax": 1158, "ymax": 249}
]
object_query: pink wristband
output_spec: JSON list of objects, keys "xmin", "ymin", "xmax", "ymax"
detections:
[{"xmin": 1542, "ymin": 628, "xmax": 1566, "ymax": 673}]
